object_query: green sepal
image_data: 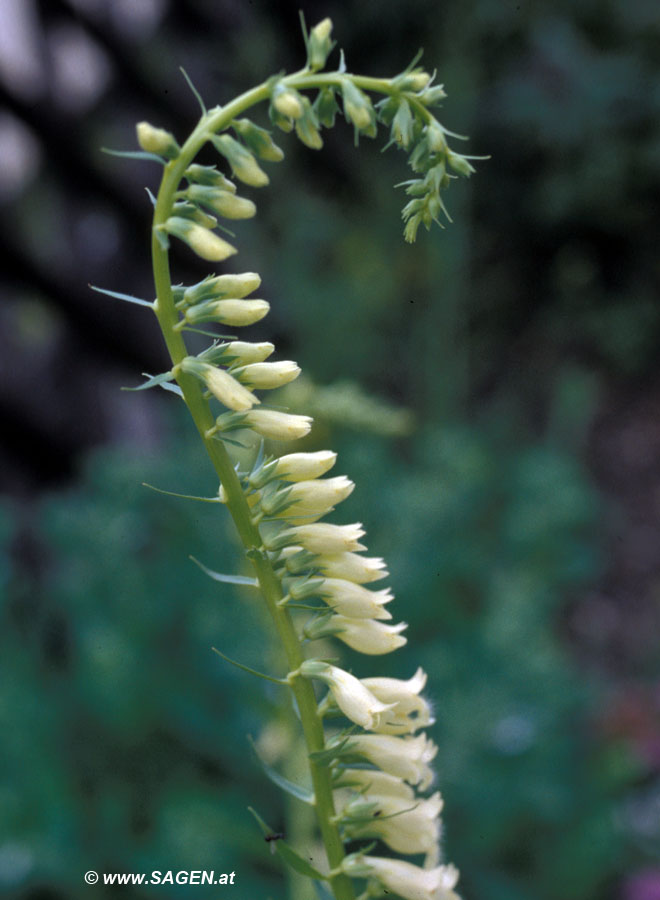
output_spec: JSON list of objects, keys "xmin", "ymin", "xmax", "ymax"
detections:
[
  {"xmin": 211, "ymin": 647, "xmax": 286, "ymax": 685},
  {"xmin": 101, "ymin": 147, "xmax": 166, "ymax": 164},
  {"xmin": 89, "ymin": 284, "xmax": 154, "ymax": 309},
  {"xmin": 248, "ymin": 737, "xmax": 315, "ymax": 805},
  {"xmin": 314, "ymin": 87, "xmax": 339, "ymax": 128},
  {"xmin": 248, "ymin": 808, "xmax": 326, "ymax": 880},
  {"xmin": 231, "ymin": 118, "xmax": 284, "ymax": 162},
  {"xmin": 190, "ymin": 556, "xmax": 259, "ymax": 586},
  {"xmin": 153, "ymin": 226, "xmax": 170, "ymax": 251},
  {"xmin": 308, "ymin": 733, "xmax": 355, "ymax": 767},
  {"xmin": 122, "ymin": 371, "xmax": 174, "ymax": 392}
]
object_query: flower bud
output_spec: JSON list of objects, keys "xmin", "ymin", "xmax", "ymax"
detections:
[
  {"xmin": 308, "ymin": 18, "xmax": 334, "ymax": 71},
  {"xmin": 261, "ymin": 476, "xmax": 354, "ymax": 518},
  {"xmin": 341, "ymin": 80, "xmax": 374, "ymax": 132},
  {"xmin": 299, "ymin": 660, "xmax": 393, "ymax": 730},
  {"xmin": 447, "ymin": 150, "xmax": 476, "ymax": 177},
  {"xmin": 294, "ymin": 95, "xmax": 323, "ymax": 150},
  {"xmin": 315, "ymin": 87, "xmax": 339, "ymax": 128},
  {"xmin": 272, "ymin": 450, "xmax": 337, "ymax": 483},
  {"xmin": 184, "ymin": 298, "xmax": 270, "ymax": 327},
  {"xmin": 419, "ymin": 84, "xmax": 448, "ymax": 107},
  {"xmin": 345, "ymin": 733, "xmax": 437, "ymax": 789},
  {"xmin": 234, "ymin": 360, "xmax": 301, "ymax": 390},
  {"xmin": 394, "ymin": 69, "xmax": 432, "ymax": 92},
  {"xmin": 315, "ymin": 551, "xmax": 388, "ymax": 584},
  {"xmin": 221, "ymin": 341, "xmax": 275, "ymax": 365},
  {"xmin": 180, "ymin": 358, "xmax": 258, "ymax": 411},
  {"xmin": 163, "ymin": 217, "xmax": 237, "ymax": 262},
  {"xmin": 328, "ymin": 615, "xmax": 407, "ymax": 654},
  {"xmin": 272, "ymin": 84, "xmax": 305, "ymax": 120},
  {"xmin": 212, "ymin": 134, "xmax": 269, "ymax": 187},
  {"xmin": 232, "ymin": 118, "xmax": 284, "ymax": 162},
  {"xmin": 342, "ymin": 855, "xmax": 459, "ymax": 900},
  {"xmin": 185, "ymin": 184, "xmax": 256, "ymax": 220},
  {"xmin": 391, "ymin": 99, "xmax": 415, "ymax": 149},
  {"xmin": 136, "ymin": 121, "xmax": 179, "ymax": 158},
  {"xmin": 183, "ymin": 272, "xmax": 261, "ymax": 305},
  {"xmin": 184, "ymin": 164, "xmax": 237, "ymax": 191},
  {"xmin": 241, "ymin": 409, "xmax": 313, "ymax": 441}
]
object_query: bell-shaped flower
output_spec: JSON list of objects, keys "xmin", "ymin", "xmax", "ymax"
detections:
[
  {"xmin": 342, "ymin": 855, "xmax": 460, "ymax": 900},
  {"xmin": 313, "ymin": 579, "xmax": 393, "ymax": 620},
  {"xmin": 272, "ymin": 450, "xmax": 337, "ymax": 482},
  {"xmin": 346, "ymin": 733, "xmax": 437, "ymax": 789},
  {"xmin": 334, "ymin": 768, "xmax": 414, "ymax": 800},
  {"xmin": 360, "ymin": 667, "xmax": 434, "ymax": 734},
  {"xmin": 329, "ymin": 615, "xmax": 407, "ymax": 654},
  {"xmin": 299, "ymin": 661, "xmax": 393, "ymax": 730},
  {"xmin": 315, "ymin": 551, "xmax": 388, "ymax": 584},
  {"xmin": 270, "ymin": 522, "xmax": 364, "ymax": 553},
  {"xmin": 344, "ymin": 791, "xmax": 443, "ymax": 856}
]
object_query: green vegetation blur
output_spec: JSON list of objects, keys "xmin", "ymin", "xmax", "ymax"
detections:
[{"xmin": 1, "ymin": 1, "xmax": 659, "ymax": 899}]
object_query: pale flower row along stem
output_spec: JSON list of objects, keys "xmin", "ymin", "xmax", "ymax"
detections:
[{"xmin": 117, "ymin": 17, "xmax": 476, "ymax": 900}]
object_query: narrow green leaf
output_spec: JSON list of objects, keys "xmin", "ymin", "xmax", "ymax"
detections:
[
  {"xmin": 141, "ymin": 484, "xmax": 223, "ymax": 503},
  {"xmin": 190, "ymin": 556, "xmax": 258, "ymax": 586},
  {"xmin": 247, "ymin": 809, "xmax": 326, "ymax": 880},
  {"xmin": 101, "ymin": 147, "xmax": 166, "ymax": 163},
  {"xmin": 159, "ymin": 381, "xmax": 183, "ymax": 398},
  {"xmin": 122, "ymin": 371, "xmax": 174, "ymax": 392},
  {"xmin": 145, "ymin": 187, "xmax": 157, "ymax": 206},
  {"xmin": 276, "ymin": 842, "xmax": 325, "ymax": 880},
  {"xmin": 180, "ymin": 66, "xmax": 207, "ymax": 114},
  {"xmin": 248, "ymin": 737, "xmax": 315, "ymax": 805},
  {"xmin": 211, "ymin": 647, "xmax": 286, "ymax": 685},
  {"xmin": 89, "ymin": 284, "xmax": 154, "ymax": 309}
]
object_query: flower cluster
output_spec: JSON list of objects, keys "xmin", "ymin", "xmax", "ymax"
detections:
[{"xmin": 130, "ymin": 17, "xmax": 471, "ymax": 899}]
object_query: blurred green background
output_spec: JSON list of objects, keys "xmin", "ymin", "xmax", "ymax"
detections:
[{"xmin": 1, "ymin": 1, "xmax": 659, "ymax": 898}]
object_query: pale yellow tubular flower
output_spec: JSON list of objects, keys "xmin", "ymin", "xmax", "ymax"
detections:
[
  {"xmin": 346, "ymin": 791, "xmax": 443, "ymax": 856},
  {"xmin": 243, "ymin": 409, "xmax": 313, "ymax": 441},
  {"xmin": 329, "ymin": 615, "xmax": 407, "ymax": 654},
  {"xmin": 316, "ymin": 579, "xmax": 394, "ymax": 620},
  {"xmin": 165, "ymin": 218, "xmax": 237, "ymax": 262},
  {"xmin": 343, "ymin": 856, "xmax": 460, "ymax": 900},
  {"xmin": 277, "ymin": 522, "xmax": 365, "ymax": 553},
  {"xmin": 262, "ymin": 476, "xmax": 354, "ymax": 518},
  {"xmin": 300, "ymin": 662, "xmax": 394, "ymax": 730},
  {"xmin": 361, "ymin": 667, "xmax": 434, "ymax": 733},
  {"xmin": 314, "ymin": 550, "xmax": 389, "ymax": 583},
  {"xmin": 272, "ymin": 450, "xmax": 337, "ymax": 482},
  {"xmin": 202, "ymin": 365, "xmax": 259, "ymax": 411},
  {"xmin": 234, "ymin": 360, "xmax": 301, "ymax": 389},
  {"xmin": 201, "ymin": 272, "xmax": 261, "ymax": 299},
  {"xmin": 223, "ymin": 341, "xmax": 275, "ymax": 365},
  {"xmin": 187, "ymin": 298, "xmax": 270, "ymax": 327},
  {"xmin": 335, "ymin": 768, "xmax": 415, "ymax": 800},
  {"xmin": 347, "ymin": 733, "xmax": 437, "ymax": 788}
]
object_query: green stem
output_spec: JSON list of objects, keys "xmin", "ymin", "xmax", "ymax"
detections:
[{"xmin": 148, "ymin": 69, "xmax": 402, "ymax": 900}]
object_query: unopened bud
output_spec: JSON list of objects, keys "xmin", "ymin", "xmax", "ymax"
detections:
[
  {"xmin": 184, "ymin": 298, "xmax": 270, "ymax": 327},
  {"xmin": 163, "ymin": 217, "xmax": 237, "ymax": 262},
  {"xmin": 308, "ymin": 18, "xmax": 334, "ymax": 71},
  {"xmin": 234, "ymin": 360, "xmax": 301, "ymax": 390},
  {"xmin": 232, "ymin": 118, "xmax": 284, "ymax": 162},
  {"xmin": 341, "ymin": 80, "xmax": 374, "ymax": 132},
  {"xmin": 272, "ymin": 84, "xmax": 305, "ymax": 120},
  {"xmin": 136, "ymin": 121, "xmax": 179, "ymax": 158},
  {"xmin": 212, "ymin": 134, "xmax": 269, "ymax": 187},
  {"xmin": 184, "ymin": 164, "xmax": 237, "ymax": 191},
  {"xmin": 186, "ymin": 184, "xmax": 256, "ymax": 220},
  {"xmin": 183, "ymin": 272, "xmax": 261, "ymax": 305}
]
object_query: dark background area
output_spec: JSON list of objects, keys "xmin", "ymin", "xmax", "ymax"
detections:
[{"xmin": 1, "ymin": 1, "xmax": 659, "ymax": 898}]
